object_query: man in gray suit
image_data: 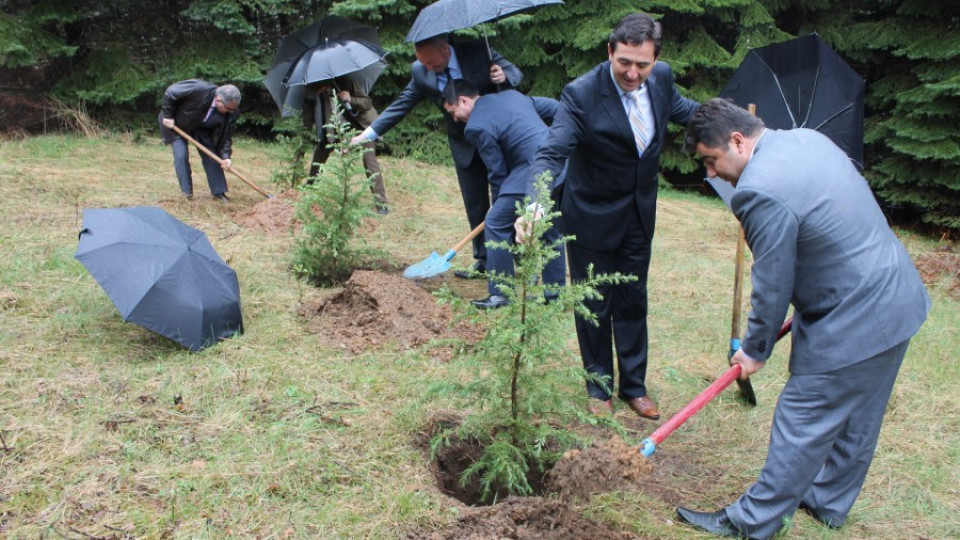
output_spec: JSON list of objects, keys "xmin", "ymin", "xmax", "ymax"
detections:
[
  {"xmin": 351, "ymin": 35, "xmax": 522, "ymax": 277},
  {"xmin": 675, "ymin": 98, "xmax": 930, "ymax": 540}
]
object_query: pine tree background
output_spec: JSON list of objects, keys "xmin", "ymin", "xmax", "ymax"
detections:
[{"xmin": 1, "ymin": 0, "xmax": 957, "ymax": 230}]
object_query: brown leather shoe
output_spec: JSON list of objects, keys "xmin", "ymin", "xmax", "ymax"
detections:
[
  {"xmin": 587, "ymin": 398, "xmax": 614, "ymax": 416},
  {"xmin": 626, "ymin": 396, "xmax": 660, "ymax": 419}
]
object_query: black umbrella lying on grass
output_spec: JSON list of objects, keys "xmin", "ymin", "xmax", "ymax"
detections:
[{"xmin": 75, "ymin": 206, "xmax": 243, "ymax": 351}]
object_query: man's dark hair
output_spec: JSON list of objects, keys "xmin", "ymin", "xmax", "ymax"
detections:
[
  {"xmin": 609, "ymin": 13, "xmax": 662, "ymax": 56},
  {"xmin": 683, "ymin": 98, "xmax": 766, "ymax": 153},
  {"xmin": 441, "ymin": 78, "xmax": 479, "ymax": 106}
]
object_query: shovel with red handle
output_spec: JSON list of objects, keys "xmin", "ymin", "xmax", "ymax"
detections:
[{"xmin": 638, "ymin": 317, "xmax": 792, "ymax": 457}]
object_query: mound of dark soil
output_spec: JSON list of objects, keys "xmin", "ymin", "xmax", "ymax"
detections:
[
  {"xmin": 914, "ymin": 248, "xmax": 960, "ymax": 299},
  {"xmin": 546, "ymin": 436, "xmax": 654, "ymax": 501},
  {"xmin": 404, "ymin": 496, "xmax": 640, "ymax": 540},
  {"xmin": 232, "ymin": 189, "xmax": 300, "ymax": 236},
  {"xmin": 299, "ymin": 270, "xmax": 484, "ymax": 357}
]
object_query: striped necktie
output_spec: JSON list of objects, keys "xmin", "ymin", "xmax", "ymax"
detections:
[{"xmin": 627, "ymin": 89, "xmax": 651, "ymax": 156}]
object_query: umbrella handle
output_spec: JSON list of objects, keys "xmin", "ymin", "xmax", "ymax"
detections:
[{"xmin": 170, "ymin": 125, "xmax": 272, "ymax": 199}]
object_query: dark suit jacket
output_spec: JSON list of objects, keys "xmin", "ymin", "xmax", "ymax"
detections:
[
  {"xmin": 530, "ymin": 61, "xmax": 699, "ymax": 250},
  {"xmin": 159, "ymin": 79, "xmax": 239, "ymax": 159},
  {"xmin": 302, "ymin": 78, "xmax": 378, "ymax": 139},
  {"xmin": 732, "ymin": 129, "xmax": 930, "ymax": 371},
  {"xmin": 369, "ymin": 40, "xmax": 522, "ymax": 168},
  {"xmin": 464, "ymin": 90, "xmax": 558, "ymax": 197}
]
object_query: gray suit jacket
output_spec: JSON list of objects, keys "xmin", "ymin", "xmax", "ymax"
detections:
[
  {"xmin": 733, "ymin": 128, "xmax": 930, "ymax": 373},
  {"xmin": 368, "ymin": 40, "xmax": 522, "ymax": 169}
]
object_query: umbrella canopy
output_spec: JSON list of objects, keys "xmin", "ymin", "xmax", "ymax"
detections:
[
  {"xmin": 283, "ymin": 39, "xmax": 387, "ymax": 89},
  {"xmin": 265, "ymin": 15, "xmax": 387, "ymax": 117},
  {"xmin": 75, "ymin": 206, "xmax": 243, "ymax": 351},
  {"xmin": 405, "ymin": 0, "xmax": 564, "ymax": 44},
  {"xmin": 720, "ymin": 33, "xmax": 865, "ymax": 169}
]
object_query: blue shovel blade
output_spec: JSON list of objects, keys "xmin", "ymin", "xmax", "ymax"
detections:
[{"xmin": 403, "ymin": 249, "xmax": 456, "ymax": 279}]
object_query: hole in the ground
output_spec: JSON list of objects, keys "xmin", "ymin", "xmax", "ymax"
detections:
[{"xmin": 432, "ymin": 436, "xmax": 552, "ymax": 506}]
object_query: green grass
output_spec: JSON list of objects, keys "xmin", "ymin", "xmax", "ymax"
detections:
[{"xmin": 1, "ymin": 134, "xmax": 957, "ymax": 539}]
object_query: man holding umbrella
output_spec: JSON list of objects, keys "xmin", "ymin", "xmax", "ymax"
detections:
[
  {"xmin": 675, "ymin": 98, "xmax": 930, "ymax": 539},
  {"xmin": 302, "ymin": 76, "xmax": 390, "ymax": 214},
  {"xmin": 351, "ymin": 34, "xmax": 522, "ymax": 278},
  {"xmin": 159, "ymin": 79, "xmax": 241, "ymax": 201}
]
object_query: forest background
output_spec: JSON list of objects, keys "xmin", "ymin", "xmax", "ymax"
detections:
[{"xmin": 1, "ymin": 0, "xmax": 958, "ymax": 231}]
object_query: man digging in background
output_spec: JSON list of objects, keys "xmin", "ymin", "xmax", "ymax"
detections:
[{"xmin": 158, "ymin": 79, "xmax": 240, "ymax": 202}]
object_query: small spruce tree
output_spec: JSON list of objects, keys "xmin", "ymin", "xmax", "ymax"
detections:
[
  {"xmin": 428, "ymin": 173, "xmax": 635, "ymax": 501},
  {"xmin": 292, "ymin": 90, "xmax": 377, "ymax": 286}
]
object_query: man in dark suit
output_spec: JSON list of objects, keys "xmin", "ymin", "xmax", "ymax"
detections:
[
  {"xmin": 303, "ymin": 77, "xmax": 389, "ymax": 214},
  {"xmin": 519, "ymin": 13, "xmax": 699, "ymax": 419},
  {"xmin": 441, "ymin": 79, "xmax": 565, "ymax": 308},
  {"xmin": 351, "ymin": 35, "xmax": 522, "ymax": 277},
  {"xmin": 674, "ymin": 98, "xmax": 930, "ymax": 539},
  {"xmin": 159, "ymin": 79, "xmax": 240, "ymax": 201}
]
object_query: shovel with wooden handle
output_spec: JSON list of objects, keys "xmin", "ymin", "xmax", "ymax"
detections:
[
  {"xmin": 170, "ymin": 125, "xmax": 272, "ymax": 199},
  {"xmin": 730, "ymin": 224, "xmax": 757, "ymax": 405},
  {"xmin": 403, "ymin": 222, "xmax": 485, "ymax": 279}
]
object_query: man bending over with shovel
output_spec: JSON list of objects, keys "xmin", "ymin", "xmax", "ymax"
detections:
[
  {"xmin": 442, "ymin": 79, "xmax": 566, "ymax": 309},
  {"xmin": 159, "ymin": 80, "xmax": 241, "ymax": 202},
  {"xmin": 676, "ymin": 98, "xmax": 930, "ymax": 539}
]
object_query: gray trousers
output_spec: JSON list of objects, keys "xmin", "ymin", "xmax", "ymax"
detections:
[
  {"xmin": 171, "ymin": 136, "xmax": 228, "ymax": 196},
  {"xmin": 725, "ymin": 339, "xmax": 910, "ymax": 540}
]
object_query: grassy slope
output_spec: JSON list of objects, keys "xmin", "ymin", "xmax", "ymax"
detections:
[{"xmin": 0, "ymin": 135, "xmax": 957, "ymax": 539}]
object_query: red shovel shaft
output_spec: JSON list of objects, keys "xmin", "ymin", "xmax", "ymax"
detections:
[{"xmin": 639, "ymin": 317, "xmax": 793, "ymax": 457}]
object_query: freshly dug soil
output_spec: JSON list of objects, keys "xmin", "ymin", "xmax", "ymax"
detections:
[
  {"xmin": 404, "ymin": 496, "xmax": 641, "ymax": 540},
  {"xmin": 298, "ymin": 270, "xmax": 484, "ymax": 357},
  {"xmin": 546, "ymin": 436, "xmax": 654, "ymax": 501}
]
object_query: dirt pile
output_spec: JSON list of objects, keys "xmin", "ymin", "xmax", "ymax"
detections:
[
  {"xmin": 299, "ymin": 270, "xmax": 484, "ymax": 356},
  {"xmin": 232, "ymin": 189, "xmax": 300, "ymax": 236},
  {"xmin": 547, "ymin": 436, "xmax": 654, "ymax": 501},
  {"xmin": 404, "ymin": 496, "xmax": 640, "ymax": 540},
  {"xmin": 914, "ymin": 248, "xmax": 960, "ymax": 299}
]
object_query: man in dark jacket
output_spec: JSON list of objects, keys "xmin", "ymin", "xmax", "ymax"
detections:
[
  {"xmin": 159, "ymin": 80, "xmax": 241, "ymax": 201},
  {"xmin": 350, "ymin": 35, "xmax": 522, "ymax": 276},
  {"xmin": 519, "ymin": 13, "xmax": 700, "ymax": 419},
  {"xmin": 303, "ymin": 76, "xmax": 389, "ymax": 214}
]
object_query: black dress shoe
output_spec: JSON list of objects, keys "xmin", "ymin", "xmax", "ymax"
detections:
[
  {"xmin": 797, "ymin": 502, "xmax": 842, "ymax": 529},
  {"xmin": 471, "ymin": 295, "xmax": 510, "ymax": 309},
  {"xmin": 214, "ymin": 193, "xmax": 230, "ymax": 202},
  {"xmin": 454, "ymin": 261, "xmax": 486, "ymax": 279},
  {"xmin": 675, "ymin": 507, "xmax": 743, "ymax": 538},
  {"xmin": 375, "ymin": 203, "xmax": 389, "ymax": 215}
]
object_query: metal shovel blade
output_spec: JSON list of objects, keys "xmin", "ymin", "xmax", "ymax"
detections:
[{"xmin": 403, "ymin": 249, "xmax": 455, "ymax": 279}]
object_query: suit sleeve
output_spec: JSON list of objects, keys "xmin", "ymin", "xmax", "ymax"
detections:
[
  {"xmin": 667, "ymin": 81, "xmax": 699, "ymax": 125},
  {"xmin": 733, "ymin": 187, "xmax": 798, "ymax": 361},
  {"xmin": 341, "ymin": 79, "xmax": 373, "ymax": 114},
  {"xmin": 369, "ymin": 76, "xmax": 426, "ymax": 136},
  {"xmin": 488, "ymin": 46, "xmax": 523, "ymax": 88},
  {"xmin": 530, "ymin": 97, "xmax": 559, "ymax": 125},
  {"xmin": 528, "ymin": 85, "xmax": 584, "ymax": 198},
  {"xmin": 465, "ymin": 123, "xmax": 508, "ymax": 187},
  {"xmin": 161, "ymin": 83, "xmax": 187, "ymax": 119}
]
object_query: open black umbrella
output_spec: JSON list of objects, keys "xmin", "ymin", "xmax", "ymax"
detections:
[
  {"xmin": 404, "ymin": 0, "xmax": 564, "ymax": 44},
  {"xmin": 75, "ymin": 206, "xmax": 243, "ymax": 351},
  {"xmin": 265, "ymin": 15, "xmax": 387, "ymax": 117},
  {"xmin": 282, "ymin": 39, "xmax": 388, "ymax": 90},
  {"xmin": 720, "ymin": 33, "xmax": 865, "ymax": 169}
]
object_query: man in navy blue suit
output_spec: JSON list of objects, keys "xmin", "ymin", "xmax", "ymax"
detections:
[
  {"xmin": 351, "ymin": 35, "xmax": 522, "ymax": 277},
  {"xmin": 441, "ymin": 79, "xmax": 565, "ymax": 308},
  {"xmin": 519, "ymin": 13, "xmax": 699, "ymax": 419}
]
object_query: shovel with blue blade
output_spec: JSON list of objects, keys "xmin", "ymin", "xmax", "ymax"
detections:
[{"xmin": 403, "ymin": 222, "xmax": 485, "ymax": 279}]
